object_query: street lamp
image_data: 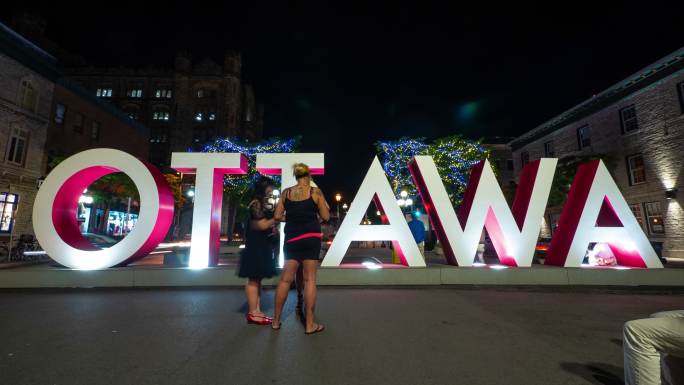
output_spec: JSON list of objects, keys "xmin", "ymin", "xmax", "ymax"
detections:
[
  {"xmin": 405, "ymin": 198, "xmax": 413, "ymax": 207},
  {"xmin": 342, "ymin": 203, "xmax": 348, "ymax": 210},
  {"xmin": 397, "ymin": 198, "xmax": 406, "ymax": 206},
  {"xmin": 400, "ymin": 190, "xmax": 408, "ymax": 199},
  {"xmin": 335, "ymin": 193, "xmax": 342, "ymax": 228}
]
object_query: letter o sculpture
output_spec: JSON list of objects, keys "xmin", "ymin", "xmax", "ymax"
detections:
[{"xmin": 33, "ymin": 149, "xmax": 174, "ymax": 270}]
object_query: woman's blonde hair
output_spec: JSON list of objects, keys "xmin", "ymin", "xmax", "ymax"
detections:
[{"xmin": 293, "ymin": 163, "xmax": 310, "ymax": 179}]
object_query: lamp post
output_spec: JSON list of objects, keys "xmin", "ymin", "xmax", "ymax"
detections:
[{"xmin": 335, "ymin": 193, "xmax": 342, "ymax": 228}]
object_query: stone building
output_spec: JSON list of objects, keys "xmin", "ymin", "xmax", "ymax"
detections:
[
  {"xmin": 483, "ymin": 137, "xmax": 515, "ymax": 186},
  {"xmin": 63, "ymin": 52, "xmax": 264, "ymax": 168},
  {"xmin": 509, "ymin": 47, "xmax": 684, "ymax": 259},
  {"xmin": 0, "ymin": 23, "xmax": 58, "ymax": 238}
]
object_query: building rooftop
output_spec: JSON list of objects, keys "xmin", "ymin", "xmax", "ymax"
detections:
[
  {"xmin": 0, "ymin": 21, "xmax": 59, "ymax": 80},
  {"xmin": 509, "ymin": 46, "xmax": 684, "ymax": 150}
]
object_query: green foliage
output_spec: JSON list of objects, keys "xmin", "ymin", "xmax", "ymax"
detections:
[
  {"xmin": 376, "ymin": 135, "xmax": 490, "ymax": 205},
  {"xmin": 548, "ymin": 154, "xmax": 616, "ymax": 207}
]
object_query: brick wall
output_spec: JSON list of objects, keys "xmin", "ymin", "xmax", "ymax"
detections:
[{"xmin": 47, "ymin": 83, "xmax": 149, "ymax": 161}]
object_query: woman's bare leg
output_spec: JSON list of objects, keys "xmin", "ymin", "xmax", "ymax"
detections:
[
  {"xmin": 273, "ymin": 260, "xmax": 299, "ymax": 326},
  {"xmin": 245, "ymin": 278, "xmax": 261, "ymax": 315},
  {"xmin": 302, "ymin": 260, "xmax": 322, "ymax": 332}
]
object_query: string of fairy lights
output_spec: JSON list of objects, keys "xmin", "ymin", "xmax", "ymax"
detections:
[
  {"xmin": 200, "ymin": 137, "xmax": 300, "ymax": 193},
  {"xmin": 197, "ymin": 135, "xmax": 488, "ymax": 206},
  {"xmin": 376, "ymin": 136, "xmax": 489, "ymax": 204}
]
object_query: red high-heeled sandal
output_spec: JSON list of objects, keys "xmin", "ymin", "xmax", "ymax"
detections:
[{"xmin": 246, "ymin": 313, "xmax": 272, "ymax": 325}]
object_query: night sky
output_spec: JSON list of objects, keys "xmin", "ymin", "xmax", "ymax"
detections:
[{"xmin": 3, "ymin": 2, "xmax": 684, "ymax": 202}]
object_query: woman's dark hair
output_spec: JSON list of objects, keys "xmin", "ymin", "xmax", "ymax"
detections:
[{"xmin": 252, "ymin": 176, "xmax": 274, "ymax": 200}]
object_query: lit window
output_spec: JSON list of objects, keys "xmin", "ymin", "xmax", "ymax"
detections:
[
  {"xmin": 195, "ymin": 112, "xmax": 203, "ymax": 121},
  {"xmin": 520, "ymin": 151, "xmax": 529, "ymax": 167},
  {"xmin": 5, "ymin": 127, "xmax": 28, "ymax": 166},
  {"xmin": 620, "ymin": 105, "xmax": 639, "ymax": 133},
  {"xmin": 96, "ymin": 88, "xmax": 113, "ymax": 98},
  {"xmin": 155, "ymin": 89, "xmax": 172, "ymax": 99},
  {"xmin": 153, "ymin": 111, "xmax": 170, "ymax": 121},
  {"xmin": 577, "ymin": 125, "xmax": 590, "ymax": 149},
  {"xmin": 644, "ymin": 201, "xmax": 664, "ymax": 234},
  {"xmin": 54, "ymin": 103, "xmax": 66, "ymax": 124},
  {"xmin": 127, "ymin": 112, "xmax": 139, "ymax": 120},
  {"xmin": 544, "ymin": 141, "xmax": 555, "ymax": 157},
  {"xmin": 196, "ymin": 89, "xmax": 204, "ymax": 98},
  {"xmin": 0, "ymin": 193, "xmax": 18, "ymax": 233},
  {"xmin": 127, "ymin": 89, "xmax": 142, "ymax": 98},
  {"xmin": 630, "ymin": 203, "xmax": 645, "ymax": 231},
  {"xmin": 18, "ymin": 79, "xmax": 38, "ymax": 111},
  {"xmin": 209, "ymin": 112, "xmax": 216, "ymax": 121},
  {"xmin": 73, "ymin": 113, "xmax": 84, "ymax": 134},
  {"xmin": 91, "ymin": 121, "xmax": 100, "ymax": 142},
  {"xmin": 627, "ymin": 154, "xmax": 646, "ymax": 185}
]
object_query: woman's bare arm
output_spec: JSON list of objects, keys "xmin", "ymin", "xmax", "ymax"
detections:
[
  {"xmin": 274, "ymin": 189, "xmax": 286, "ymax": 222},
  {"xmin": 313, "ymin": 188, "xmax": 330, "ymax": 221}
]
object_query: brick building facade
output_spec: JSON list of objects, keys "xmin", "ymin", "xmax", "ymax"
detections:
[
  {"xmin": 0, "ymin": 23, "xmax": 58, "ymax": 239},
  {"xmin": 510, "ymin": 47, "xmax": 684, "ymax": 259},
  {"xmin": 47, "ymin": 79, "xmax": 149, "ymax": 162},
  {"xmin": 63, "ymin": 52, "xmax": 264, "ymax": 168}
]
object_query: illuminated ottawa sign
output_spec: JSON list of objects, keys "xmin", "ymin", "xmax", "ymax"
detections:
[{"xmin": 33, "ymin": 148, "xmax": 663, "ymax": 270}]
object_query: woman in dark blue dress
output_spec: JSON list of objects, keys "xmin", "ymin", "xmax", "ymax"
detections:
[
  {"xmin": 271, "ymin": 163, "xmax": 330, "ymax": 334},
  {"xmin": 238, "ymin": 177, "xmax": 279, "ymax": 325}
]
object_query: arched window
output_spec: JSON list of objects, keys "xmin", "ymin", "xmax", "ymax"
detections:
[{"xmin": 18, "ymin": 78, "xmax": 38, "ymax": 112}]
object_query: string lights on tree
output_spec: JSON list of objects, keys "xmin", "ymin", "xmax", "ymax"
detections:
[{"xmin": 376, "ymin": 135, "xmax": 490, "ymax": 205}]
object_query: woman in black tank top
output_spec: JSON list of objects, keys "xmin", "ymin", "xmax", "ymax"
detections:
[{"xmin": 272, "ymin": 163, "xmax": 330, "ymax": 335}]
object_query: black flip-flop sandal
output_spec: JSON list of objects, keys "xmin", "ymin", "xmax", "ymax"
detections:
[{"xmin": 305, "ymin": 324, "xmax": 325, "ymax": 335}]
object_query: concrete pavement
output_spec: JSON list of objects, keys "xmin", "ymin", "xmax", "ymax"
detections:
[{"xmin": 1, "ymin": 287, "xmax": 683, "ymax": 385}]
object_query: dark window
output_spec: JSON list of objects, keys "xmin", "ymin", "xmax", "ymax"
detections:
[
  {"xmin": 630, "ymin": 203, "xmax": 645, "ymax": 231},
  {"xmin": 620, "ymin": 105, "xmax": 639, "ymax": 133},
  {"xmin": 506, "ymin": 159, "xmax": 514, "ymax": 171},
  {"xmin": 678, "ymin": 82, "xmax": 684, "ymax": 114},
  {"xmin": 644, "ymin": 201, "xmax": 664, "ymax": 234},
  {"xmin": 18, "ymin": 79, "xmax": 38, "ymax": 112},
  {"xmin": 520, "ymin": 151, "xmax": 529, "ymax": 167},
  {"xmin": 544, "ymin": 141, "xmax": 555, "ymax": 157},
  {"xmin": 0, "ymin": 192, "xmax": 18, "ymax": 233},
  {"xmin": 577, "ymin": 125, "xmax": 590, "ymax": 149},
  {"xmin": 627, "ymin": 154, "xmax": 646, "ymax": 185},
  {"xmin": 54, "ymin": 103, "xmax": 66, "ymax": 124},
  {"xmin": 5, "ymin": 127, "xmax": 28, "ymax": 166},
  {"xmin": 91, "ymin": 121, "xmax": 100, "ymax": 142},
  {"xmin": 73, "ymin": 113, "xmax": 84, "ymax": 134}
]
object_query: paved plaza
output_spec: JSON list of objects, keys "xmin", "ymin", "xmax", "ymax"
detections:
[{"xmin": 1, "ymin": 287, "xmax": 683, "ymax": 385}]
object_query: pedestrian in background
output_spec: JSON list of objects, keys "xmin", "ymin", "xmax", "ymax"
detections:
[{"xmin": 406, "ymin": 212, "xmax": 426, "ymax": 258}]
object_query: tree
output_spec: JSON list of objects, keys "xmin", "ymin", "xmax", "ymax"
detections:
[
  {"xmin": 200, "ymin": 136, "xmax": 300, "ymax": 234},
  {"xmin": 547, "ymin": 154, "xmax": 616, "ymax": 208},
  {"xmin": 376, "ymin": 135, "xmax": 490, "ymax": 205}
]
